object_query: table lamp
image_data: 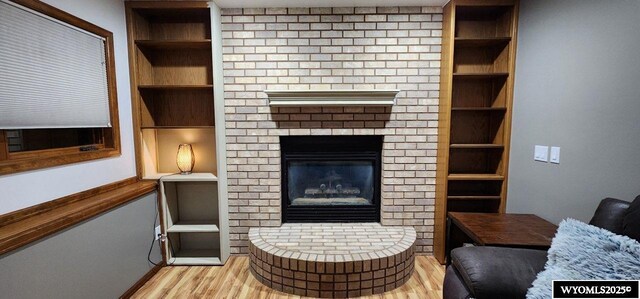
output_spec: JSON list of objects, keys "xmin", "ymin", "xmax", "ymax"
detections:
[{"xmin": 176, "ymin": 143, "xmax": 195, "ymax": 175}]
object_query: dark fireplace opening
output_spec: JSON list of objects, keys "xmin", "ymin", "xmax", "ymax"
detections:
[{"xmin": 281, "ymin": 135, "xmax": 382, "ymax": 222}]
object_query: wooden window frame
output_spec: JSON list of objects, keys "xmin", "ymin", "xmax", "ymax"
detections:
[{"xmin": 0, "ymin": 0, "xmax": 121, "ymax": 176}]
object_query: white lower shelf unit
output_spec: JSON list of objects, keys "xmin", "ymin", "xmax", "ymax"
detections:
[{"xmin": 160, "ymin": 173, "xmax": 224, "ymax": 265}]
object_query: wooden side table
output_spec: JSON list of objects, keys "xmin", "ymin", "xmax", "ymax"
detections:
[{"xmin": 445, "ymin": 212, "xmax": 558, "ymax": 264}]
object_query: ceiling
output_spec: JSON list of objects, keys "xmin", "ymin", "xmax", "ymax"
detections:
[{"xmin": 213, "ymin": 0, "xmax": 449, "ymax": 8}]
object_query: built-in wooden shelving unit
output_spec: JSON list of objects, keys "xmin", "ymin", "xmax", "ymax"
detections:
[
  {"xmin": 125, "ymin": 1, "xmax": 229, "ymax": 266},
  {"xmin": 434, "ymin": 0, "xmax": 519, "ymax": 263},
  {"xmin": 126, "ymin": 2, "xmax": 217, "ymax": 178}
]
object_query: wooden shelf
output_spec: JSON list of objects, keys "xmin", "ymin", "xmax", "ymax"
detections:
[
  {"xmin": 447, "ymin": 195, "xmax": 502, "ymax": 201},
  {"xmin": 167, "ymin": 222, "xmax": 219, "ymax": 233},
  {"xmin": 450, "ymin": 144, "xmax": 504, "ymax": 149},
  {"xmin": 138, "ymin": 85, "xmax": 213, "ymax": 90},
  {"xmin": 451, "ymin": 107, "xmax": 507, "ymax": 111},
  {"xmin": 453, "ymin": 72, "xmax": 509, "ymax": 79},
  {"xmin": 448, "ymin": 174, "xmax": 505, "ymax": 181},
  {"xmin": 454, "ymin": 37, "xmax": 511, "ymax": 46},
  {"xmin": 136, "ymin": 40, "xmax": 211, "ymax": 50}
]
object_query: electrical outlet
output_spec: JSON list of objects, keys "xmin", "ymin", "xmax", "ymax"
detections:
[{"xmin": 155, "ymin": 225, "xmax": 161, "ymax": 241}]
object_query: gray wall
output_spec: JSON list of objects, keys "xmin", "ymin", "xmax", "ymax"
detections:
[
  {"xmin": 507, "ymin": 0, "xmax": 640, "ymax": 223},
  {"xmin": 0, "ymin": 192, "xmax": 161, "ymax": 299}
]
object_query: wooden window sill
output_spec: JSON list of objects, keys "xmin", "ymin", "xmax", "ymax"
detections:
[{"xmin": 0, "ymin": 178, "xmax": 157, "ymax": 256}]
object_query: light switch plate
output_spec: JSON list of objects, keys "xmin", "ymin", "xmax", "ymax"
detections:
[
  {"xmin": 534, "ymin": 145, "xmax": 549, "ymax": 162},
  {"xmin": 550, "ymin": 146, "xmax": 560, "ymax": 164}
]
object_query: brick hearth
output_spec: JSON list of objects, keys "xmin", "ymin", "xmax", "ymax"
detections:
[{"xmin": 249, "ymin": 223, "xmax": 416, "ymax": 297}]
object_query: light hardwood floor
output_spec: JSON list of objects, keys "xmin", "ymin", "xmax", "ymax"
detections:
[{"xmin": 132, "ymin": 255, "xmax": 445, "ymax": 298}]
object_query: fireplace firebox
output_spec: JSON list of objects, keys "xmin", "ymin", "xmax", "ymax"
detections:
[{"xmin": 281, "ymin": 136, "xmax": 382, "ymax": 222}]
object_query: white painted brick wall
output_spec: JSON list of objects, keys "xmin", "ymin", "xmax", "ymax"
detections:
[{"xmin": 221, "ymin": 6, "xmax": 442, "ymax": 254}]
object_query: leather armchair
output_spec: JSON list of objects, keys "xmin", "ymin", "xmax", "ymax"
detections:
[{"xmin": 443, "ymin": 198, "xmax": 633, "ymax": 299}]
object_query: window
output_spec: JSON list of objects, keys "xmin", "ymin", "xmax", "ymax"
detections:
[{"xmin": 0, "ymin": 0, "xmax": 120, "ymax": 175}]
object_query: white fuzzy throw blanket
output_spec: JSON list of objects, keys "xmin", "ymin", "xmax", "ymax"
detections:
[{"xmin": 527, "ymin": 218, "xmax": 640, "ymax": 298}]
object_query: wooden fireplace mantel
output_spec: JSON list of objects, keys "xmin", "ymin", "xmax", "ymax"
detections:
[{"xmin": 265, "ymin": 89, "xmax": 400, "ymax": 106}]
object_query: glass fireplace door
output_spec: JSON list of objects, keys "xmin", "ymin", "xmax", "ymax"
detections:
[
  {"xmin": 287, "ymin": 160, "xmax": 375, "ymax": 206},
  {"xmin": 280, "ymin": 135, "xmax": 382, "ymax": 222}
]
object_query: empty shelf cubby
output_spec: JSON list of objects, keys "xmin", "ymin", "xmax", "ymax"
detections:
[
  {"xmin": 167, "ymin": 232, "xmax": 221, "ymax": 265},
  {"xmin": 451, "ymin": 76, "xmax": 507, "ymax": 108},
  {"xmin": 447, "ymin": 199, "xmax": 500, "ymax": 213},
  {"xmin": 448, "ymin": 147, "xmax": 504, "ymax": 175},
  {"xmin": 139, "ymin": 88, "xmax": 214, "ymax": 128},
  {"xmin": 136, "ymin": 47, "xmax": 213, "ymax": 86},
  {"xmin": 450, "ymin": 110, "xmax": 505, "ymax": 145},
  {"xmin": 453, "ymin": 42, "xmax": 510, "ymax": 74},
  {"xmin": 131, "ymin": 8, "xmax": 211, "ymax": 41},
  {"xmin": 455, "ymin": 5, "xmax": 513, "ymax": 38}
]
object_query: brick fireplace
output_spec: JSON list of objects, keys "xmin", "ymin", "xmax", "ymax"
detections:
[{"xmin": 221, "ymin": 6, "xmax": 442, "ymax": 254}]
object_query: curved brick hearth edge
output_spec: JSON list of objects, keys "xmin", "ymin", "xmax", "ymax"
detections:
[{"xmin": 248, "ymin": 223, "xmax": 417, "ymax": 298}]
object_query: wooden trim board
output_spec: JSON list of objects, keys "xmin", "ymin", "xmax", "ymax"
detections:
[
  {"xmin": 0, "ymin": 179, "xmax": 157, "ymax": 256},
  {"xmin": 0, "ymin": 177, "xmax": 138, "ymax": 226},
  {"xmin": 210, "ymin": 1, "xmax": 231, "ymax": 264},
  {"xmin": 120, "ymin": 262, "xmax": 165, "ymax": 299},
  {"xmin": 433, "ymin": 1, "xmax": 455, "ymax": 264},
  {"xmin": 499, "ymin": 0, "xmax": 520, "ymax": 213}
]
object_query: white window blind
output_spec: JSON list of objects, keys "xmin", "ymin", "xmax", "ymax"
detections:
[{"xmin": 0, "ymin": 0, "xmax": 111, "ymax": 129}]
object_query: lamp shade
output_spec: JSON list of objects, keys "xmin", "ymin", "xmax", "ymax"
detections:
[{"xmin": 176, "ymin": 144, "xmax": 195, "ymax": 174}]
